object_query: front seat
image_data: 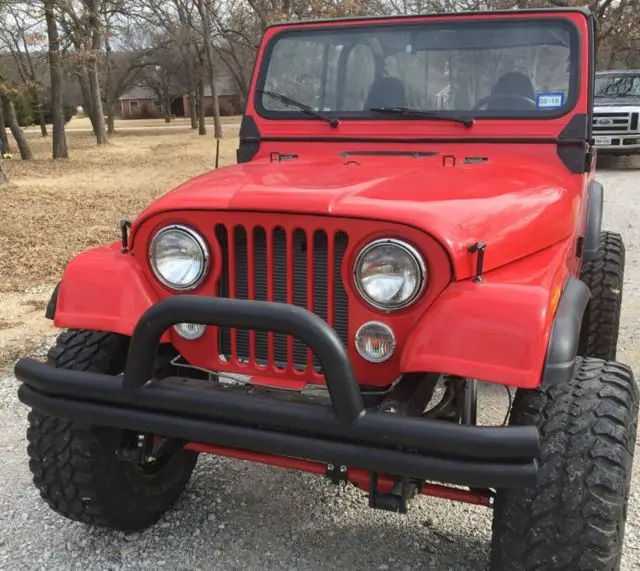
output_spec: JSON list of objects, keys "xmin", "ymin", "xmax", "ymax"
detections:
[
  {"xmin": 364, "ymin": 76, "xmax": 407, "ymax": 109},
  {"xmin": 487, "ymin": 72, "xmax": 536, "ymax": 111}
]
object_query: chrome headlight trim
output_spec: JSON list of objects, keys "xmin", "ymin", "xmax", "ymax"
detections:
[
  {"xmin": 149, "ymin": 224, "xmax": 209, "ymax": 291},
  {"xmin": 354, "ymin": 321, "xmax": 397, "ymax": 363},
  {"xmin": 353, "ymin": 238, "xmax": 426, "ymax": 311}
]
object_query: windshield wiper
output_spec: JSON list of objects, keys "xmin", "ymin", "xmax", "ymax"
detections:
[
  {"xmin": 368, "ymin": 107, "xmax": 474, "ymax": 128},
  {"xmin": 257, "ymin": 89, "xmax": 339, "ymax": 128}
]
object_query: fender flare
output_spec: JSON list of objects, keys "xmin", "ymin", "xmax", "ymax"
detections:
[
  {"xmin": 583, "ymin": 180, "xmax": 603, "ymax": 261},
  {"xmin": 42, "ymin": 242, "xmax": 167, "ymax": 341},
  {"xmin": 541, "ymin": 276, "xmax": 590, "ymax": 386},
  {"xmin": 45, "ymin": 281, "xmax": 60, "ymax": 320}
]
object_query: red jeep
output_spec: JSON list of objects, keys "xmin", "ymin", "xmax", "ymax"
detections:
[{"xmin": 16, "ymin": 7, "xmax": 637, "ymax": 569}]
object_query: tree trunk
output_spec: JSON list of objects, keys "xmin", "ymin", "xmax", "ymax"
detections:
[
  {"xmin": 106, "ymin": 105, "xmax": 115, "ymax": 135},
  {"xmin": 77, "ymin": 69, "xmax": 97, "ymax": 133},
  {"xmin": 196, "ymin": 0, "xmax": 223, "ymax": 139},
  {"xmin": 104, "ymin": 30, "xmax": 115, "ymax": 136},
  {"xmin": 37, "ymin": 102, "xmax": 48, "ymax": 137},
  {"xmin": 1, "ymin": 94, "xmax": 33, "ymax": 160},
  {"xmin": 163, "ymin": 94, "xmax": 171, "ymax": 123},
  {"xmin": 0, "ymin": 99, "xmax": 9, "ymax": 153},
  {"xmin": 189, "ymin": 91, "xmax": 198, "ymax": 129},
  {"xmin": 88, "ymin": 64, "xmax": 107, "ymax": 144},
  {"xmin": 45, "ymin": 0, "xmax": 68, "ymax": 159},
  {"xmin": 197, "ymin": 80, "xmax": 206, "ymax": 136},
  {"xmin": 87, "ymin": 0, "xmax": 107, "ymax": 145}
]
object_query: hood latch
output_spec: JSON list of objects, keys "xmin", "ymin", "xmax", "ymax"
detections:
[{"xmin": 468, "ymin": 242, "xmax": 487, "ymax": 283}]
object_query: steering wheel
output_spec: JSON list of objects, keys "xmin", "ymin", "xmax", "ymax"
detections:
[{"xmin": 472, "ymin": 93, "xmax": 537, "ymax": 111}]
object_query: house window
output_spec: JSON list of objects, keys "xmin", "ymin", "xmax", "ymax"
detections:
[
  {"xmin": 153, "ymin": 99, "xmax": 162, "ymax": 112},
  {"xmin": 129, "ymin": 100, "xmax": 138, "ymax": 113}
]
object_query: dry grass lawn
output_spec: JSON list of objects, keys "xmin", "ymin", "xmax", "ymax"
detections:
[
  {"xmin": 1, "ymin": 117, "xmax": 241, "ymax": 294},
  {"xmin": 0, "ymin": 117, "xmax": 240, "ymax": 364}
]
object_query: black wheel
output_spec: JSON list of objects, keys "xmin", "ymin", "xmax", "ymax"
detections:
[
  {"xmin": 26, "ymin": 329, "xmax": 199, "ymax": 531},
  {"xmin": 490, "ymin": 357, "xmax": 638, "ymax": 570},
  {"xmin": 579, "ymin": 231, "xmax": 625, "ymax": 361}
]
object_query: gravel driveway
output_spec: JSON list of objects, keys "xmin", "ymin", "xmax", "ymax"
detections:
[{"xmin": 1, "ymin": 160, "xmax": 640, "ymax": 571}]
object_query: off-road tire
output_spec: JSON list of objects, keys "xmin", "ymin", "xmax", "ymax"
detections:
[
  {"xmin": 579, "ymin": 231, "xmax": 625, "ymax": 361},
  {"xmin": 26, "ymin": 329, "xmax": 199, "ymax": 531},
  {"xmin": 490, "ymin": 357, "xmax": 638, "ymax": 570}
]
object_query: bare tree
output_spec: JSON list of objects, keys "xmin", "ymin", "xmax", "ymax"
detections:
[
  {"xmin": 197, "ymin": 76, "xmax": 206, "ymax": 134},
  {"xmin": 57, "ymin": 0, "xmax": 107, "ymax": 144},
  {"xmin": 136, "ymin": 0, "xmax": 210, "ymax": 131},
  {"xmin": 0, "ymin": 5, "xmax": 49, "ymax": 137},
  {"xmin": 86, "ymin": 0, "xmax": 107, "ymax": 143},
  {"xmin": 195, "ymin": 0, "xmax": 222, "ymax": 138},
  {"xmin": 0, "ymin": 98, "xmax": 9, "ymax": 154},
  {"xmin": 103, "ymin": 43, "xmax": 153, "ymax": 133},
  {"xmin": 0, "ymin": 80, "xmax": 34, "ymax": 160},
  {"xmin": 44, "ymin": 0, "xmax": 68, "ymax": 158}
]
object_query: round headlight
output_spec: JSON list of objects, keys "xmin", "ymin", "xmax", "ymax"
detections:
[
  {"xmin": 149, "ymin": 225, "xmax": 209, "ymax": 290},
  {"xmin": 174, "ymin": 323, "xmax": 206, "ymax": 340},
  {"xmin": 354, "ymin": 239, "xmax": 426, "ymax": 310},
  {"xmin": 355, "ymin": 321, "xmax": 396, "ymax": 363}
]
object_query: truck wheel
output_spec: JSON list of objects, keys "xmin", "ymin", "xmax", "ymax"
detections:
[
  {"xmin": 26, "ymin": 329, "xmax": 198, "ymax": 531},
  {"xmin": 490, "ymin": 357, "xmax": 638, "ymax": 570},
  {"xmin": 579, "ymin": 231, "xmax": 625, "ymax": 361}
]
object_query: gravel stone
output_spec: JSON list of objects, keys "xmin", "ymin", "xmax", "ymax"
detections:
[{"xmin": 1, "ymin": 162, "xmax": 639, "ymax": 570}]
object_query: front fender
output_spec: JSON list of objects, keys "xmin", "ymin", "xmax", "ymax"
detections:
[
  {"xmin": 400, "ymin": 240, "xmax": 576, "ymax": 389},
  {"xmin": 51, "ymin": 242, "xmax": 168, "ymax": 341}
]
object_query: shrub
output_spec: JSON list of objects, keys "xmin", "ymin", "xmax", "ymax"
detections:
[
  {"xmin": 2, "ymin": 89, "xmax": 76, "ymax": 127},
  {"xmin": 11, "ymin": 91, "xmax": 35, "ymax": 127},
  {"xmin": 41, "ymin": 104, "xmax": 76, "ymax": 124}
]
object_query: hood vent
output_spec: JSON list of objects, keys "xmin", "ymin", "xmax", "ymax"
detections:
[{"xmin": 340, "ymin": 150, "xmax": 437, "ymax": 158}]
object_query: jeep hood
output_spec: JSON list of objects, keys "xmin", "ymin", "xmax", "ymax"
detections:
[{"xmin": 134, "ymin": 155, "xmax": 579, "ymax": 280}]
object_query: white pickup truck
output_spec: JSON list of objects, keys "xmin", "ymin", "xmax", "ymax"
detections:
[{"xmin": 593, "ymin": 70, "xmax": 640, "ymax": 156}]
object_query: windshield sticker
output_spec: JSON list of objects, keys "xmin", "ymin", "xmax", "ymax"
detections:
[{"xmin": 536, "ymin": 92, "xmax": 565, "ymax": 109}]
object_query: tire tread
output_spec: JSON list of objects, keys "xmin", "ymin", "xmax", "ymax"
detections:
[
  {"xmin": 490, "ymin": 357, "xmax": 638, "ymax": 571},
  {"xmin": 27, "ymin": 329, "xmax": 198, "ymax": 531},
  {"xmin": 579, "ymin": 232, "xmax": 625, "ymax": 361}
]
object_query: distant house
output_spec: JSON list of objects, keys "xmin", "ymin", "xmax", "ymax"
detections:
[
  {"xmin": 118, "ymin": 86, "xmax": 165, "ymax": 119},
  {"xmin": 118, "ymin": 69, "xmax": 243, "ymax": 120},
  {"xmin": 183, "ymin": 70, "xmax": 243, "ymax": 118}
]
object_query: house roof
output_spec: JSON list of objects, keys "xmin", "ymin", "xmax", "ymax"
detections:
[
  {"xmin": 203, "ymin": 69, "xmax": 237, "ymax": 97},
  {"xmin": 119, "ymin": 86, "xmax": 157, "ymax": 100},
  {"xmin": 119, "ymin": 68, "xmax": 239, "ymax": 101}
]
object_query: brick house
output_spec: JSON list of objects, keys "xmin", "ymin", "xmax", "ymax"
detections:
[
  {"xmin": 183, "ymin": 70, "xmax": 243, "ymax": 117},
  {"xmin": 118, "ymin": 86, "xmax": 165, "ymax": 119},
  {"xmin": 118, "ymin": 69, "xmax": 243, "ymax": 120}
]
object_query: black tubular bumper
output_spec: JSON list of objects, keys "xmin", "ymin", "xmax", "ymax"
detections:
[{"xmin": 15, "ymin": 296, "xmax": 540, "ymax": 489}]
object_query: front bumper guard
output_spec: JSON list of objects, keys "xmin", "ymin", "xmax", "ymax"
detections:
[{"xmin": 15, "ymin": 296, "xmax": 540, "ymax": 489}]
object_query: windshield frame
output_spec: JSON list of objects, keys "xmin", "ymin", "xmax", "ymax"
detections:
[{"xmin": 253, "ymin": 16, "xmax": 581, "ymax": 123}]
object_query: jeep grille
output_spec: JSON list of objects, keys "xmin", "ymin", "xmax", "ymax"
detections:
[{"xmin": 214, "ymin": 224, "xmax": 349, "ymax": 372}]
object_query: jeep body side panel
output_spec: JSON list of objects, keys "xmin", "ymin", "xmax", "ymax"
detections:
[
  {"xmin": 401, "ymin": 239, "xmax": 573, "ymax": 389},
  {"xmin": 53, "ymin": 242, "xmax": 170, "ymax": 342}
]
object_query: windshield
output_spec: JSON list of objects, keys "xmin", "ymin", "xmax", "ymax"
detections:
[
  {"xmin": 257, "ymin": 19, "xmax": 577, "ymax": 120},
  {"xmin": 595, "ymin": 74, "xmax": 640, "ymax": 98}
]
